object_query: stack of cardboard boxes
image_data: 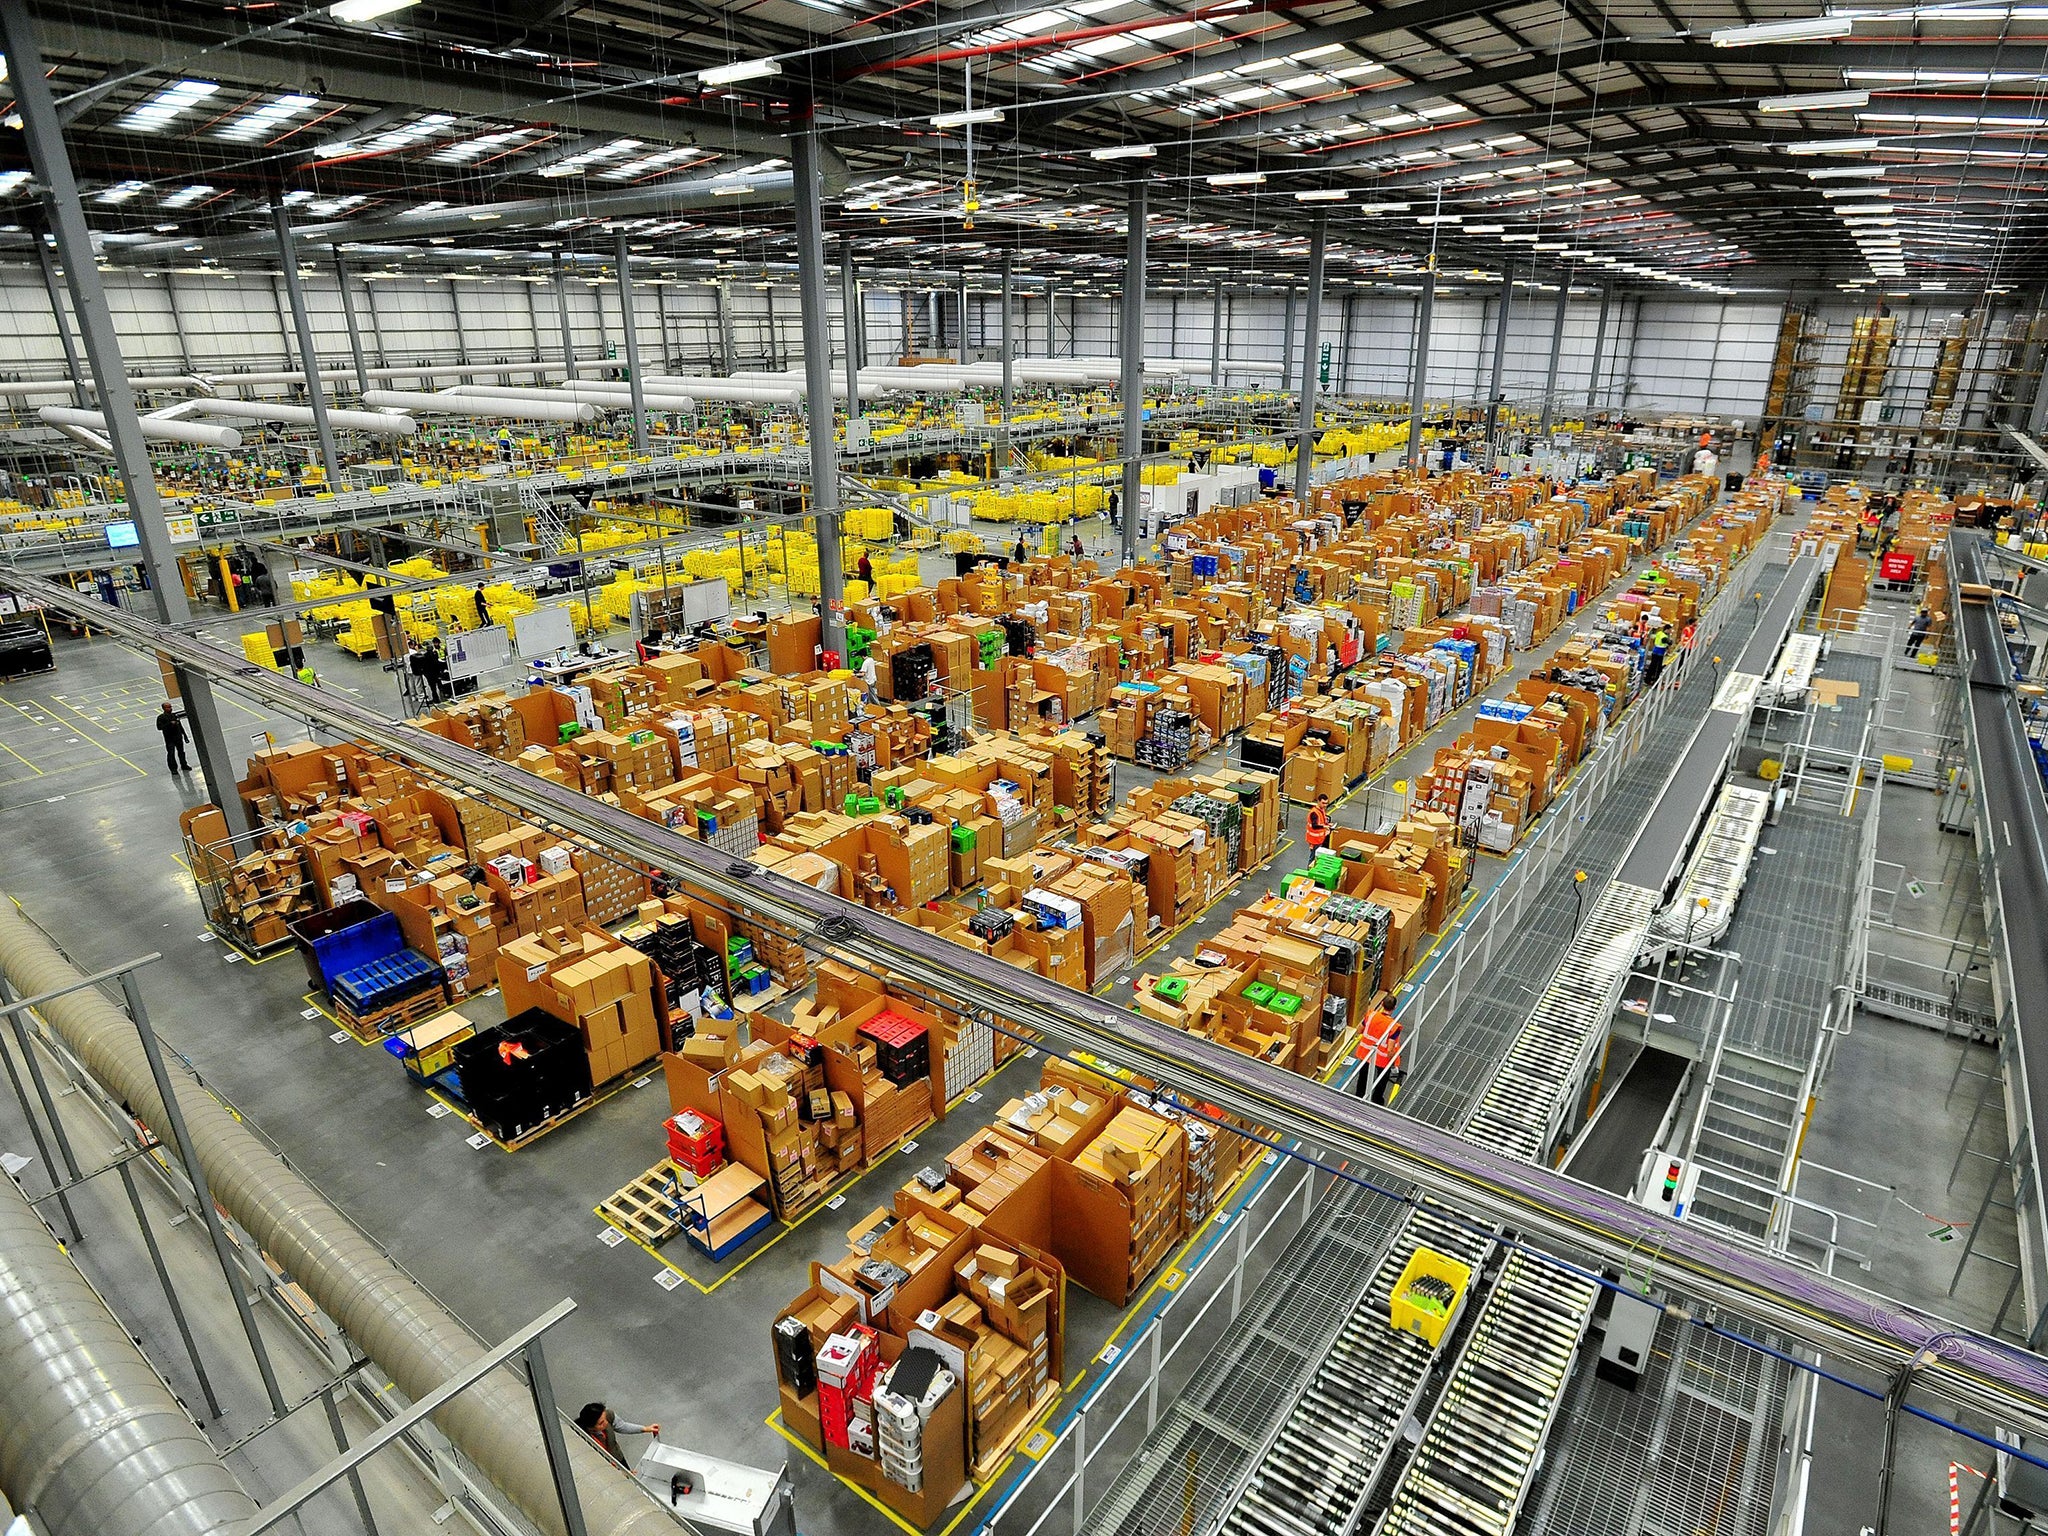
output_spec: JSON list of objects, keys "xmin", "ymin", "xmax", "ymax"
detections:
[{"xmin": 1074, "ymin": 1105, "xmax": 1187, "ymax": 1294}]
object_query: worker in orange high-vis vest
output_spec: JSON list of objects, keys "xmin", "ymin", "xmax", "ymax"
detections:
[
  {"xmin": 1305, "ymin": 794, "xmax": 1331, "ymax": 853},
  {"xmin": 1352, "ymin": 1008, "xmax": 1403, "ymax": 1104}
]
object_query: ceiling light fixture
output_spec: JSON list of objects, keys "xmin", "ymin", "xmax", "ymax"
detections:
[
  {"xmin": 1783, "ymin": 137, "xmax": 1881, "ymax": 154},
  {"xmin": 1759, "ymin": 89, "xmax": 1870, "ymax": 112},
  {"xmin": 929, "ymin": 107, "xmax": 1004, "ymax": 127},
  {"xmin": 699, "ymin": 57, "xmax": 782, "ymax": 86},
  {"xmin": 329, "ymin": 0, "xmax": 417, "ymax": 21},
  {"xmin": 1294, "ymin": 188, "xmax": 1347, "ymax": 201},
  {"xmin": 1807, "ymin": 164, "xmax": 1886, "ymax": 179},
  {"xmin": 1207, "ymin": 171, "xmax": 1266, "ymax": 186},
  {"xmin": 1090, "ymin": 144, "xmax": 1156, "ymax": 160},
  {"xmin": 1712, "ymin": 15, "xmax": 1855, "ymax": 45}
]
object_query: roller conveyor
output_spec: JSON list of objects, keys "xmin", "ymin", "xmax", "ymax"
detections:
[
  {"xmin": 1218, "ymin": 880, "xmax": 1660, "ymax": 1536},
  {"xmin": 1642, "ymin": 784, "xmax": 1772, "ymax": 956},
  {"xmin": 1376, "ymin": 1254, "xmax": 1599, "ymax": 1536},
  {"xmin": 1219, "ymin": 1208, "xmax": 1496, "ymax": 1536},
  {"xmin": 1760, "ymin": 632, "xmax": 1822, "ymax": 708}
]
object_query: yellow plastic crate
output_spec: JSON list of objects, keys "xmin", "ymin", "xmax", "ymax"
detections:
[{"xmin": 1389, "ymin": 1246, "xmax": 1472, "ymax": 1347}]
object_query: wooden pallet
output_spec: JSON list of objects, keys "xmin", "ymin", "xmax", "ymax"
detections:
[
  {"xmin": 970, "ymin": 1380, "xmax": 1060, "ymax": 1483},
  {"xmin": 600, "ymin": 1161, "xmax": 689, "ymax": 1246},
  {"xmin": 333, "ymin": 984, "xmax": 447, "ymax": 1044}
]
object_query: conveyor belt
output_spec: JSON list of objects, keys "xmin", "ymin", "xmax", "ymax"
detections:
[
  {"xmin": 1761, "ymin": 632, "xmax": 1822, "ymax": 708},
  {"xmin": 1220, "ymin": 1210, "xmax": 1494, "ymax": 1536},
  {"xmin": 1218, "ymin": 881, "xmax": 1659, "ymax": 1536},
  {"xmin": 1951, "ymin": 530, "xmax": 2048, "ymax": 1321},
  {"xmin": 1614, "ymin": 556, "xmax": 1821, "ymax": 898},
  {"xmin": 1378, "ymin": 1254, "xmax": 1598, "ymax": 1536},
  {"xmin": 1643, "ymin": 784, "xmax": 1772, "ymax": 956}
]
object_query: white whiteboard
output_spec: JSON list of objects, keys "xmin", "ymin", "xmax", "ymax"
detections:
[
  {"xmin": 511, "ymin": 604, "xmax": 576, "ymax": 657},
  {"xmin": 445, "ymin": 623, "xmax": 511, "ymax": 679}
]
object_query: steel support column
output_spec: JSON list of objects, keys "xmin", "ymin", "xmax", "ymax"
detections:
[
  {"xmin": 1280, "ymin": 289, "xmax": 1298, "ymax": 393},
  {"xmin": 715, "ymin": 278, "xmax": 737, "ymax": 374},
  {"xmin": 957, "ymin": 275, "xmax": 970, "ymax": 364},
  {"xmin": 1294, "ymin": 216, "xmax": 1327, "ymax": 503},
  {"xmin": 272, "ymin": 208, "xmax": 341, "ymax": 487},
  {"xmin": 1120, "ymin": 177, "xmax": 1147, "ymax": 566},
  {"xmin": 614, "ymin": 233, "xmax": 648, "ymax": 456},
  {"xmin": 792, "ymin": 121, "xmax": 845, "ymax": 659},
  {"xmin": 33, "ymin": 234, "xmax": 87, "ymax": 408},
  {"xmin": 1000, "ymin": 252, "xmax": 1015, "ymax": 467},
  {"xmin": 1406, "ymin": 269, "xmax": 1436, "ymax": 470},
  {"xmin": 1211, "ymin": 282, "xmax": 1224, "ymax": 390},
  {"xmin": 840, "ymin": 243, "xmax": 862, "ymax": 421},
  {"xmin": 331, "ymin": 247, "xmax": 370, "ymax": 395},
  {"xmin": 1539, "ymin": 278, "xmax": 1570, "ymax": 436},
  {"xmin": 3, "ymin": 0, "xmax": 245, "ymax": 833},
  {"xmin": 1586, "ymin": 281, "xmax": 1613, "ymax": 413},
  {"xmin": 1486, "ymin": 272, "xmax": 1513, "ymax": 469},
  {"xmin": 552, "ymin": 252, "xmax": 578, "ymax": 379}
]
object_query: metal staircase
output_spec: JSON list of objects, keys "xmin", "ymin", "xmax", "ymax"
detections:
[{"xmin": 1684, "ymin": 1044, "xmax": 1808, "ymax": 1241}]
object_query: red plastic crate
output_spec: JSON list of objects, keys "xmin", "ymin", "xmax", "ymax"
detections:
[{"xmin": 857, "ymin": 1011, "xmax": 928, "ymax": 1050}]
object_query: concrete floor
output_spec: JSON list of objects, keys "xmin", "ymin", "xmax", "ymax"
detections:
[{"xmin": 1, "ymin": 496, "xmax": 2023, "ymax": 1536}]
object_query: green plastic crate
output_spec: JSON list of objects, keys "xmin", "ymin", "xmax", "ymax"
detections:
[
  {"xmin": 1268, "ymin": 991, "xmax": 1303, "ymax": 1017},
  {"xmin": 1242, "ymin": 981, "xmax": 1276, "ymax": 1006},
  {"xmin": 1153, "ymin": 975, "xmax": 1189, "ymax": 1002}
]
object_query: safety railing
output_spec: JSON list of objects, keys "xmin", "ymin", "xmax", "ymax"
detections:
[{"xmin": 972, "ymin": 1154, "xmax": 1326, "ymax": 1536}]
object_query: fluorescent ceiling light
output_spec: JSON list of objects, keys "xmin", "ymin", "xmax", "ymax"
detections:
[
  {"xmin": 1834, "ymin": 202, "xmax": 1896, "ymax": 214},
  {"xmin": 1416, "ymin": 213, "xmax": 1461, "ymax": 224},
  {"xmin": 699, "ymin": 57, "xmax": 781, "ymax": 86},
  {"xmin": 1807, "ymin": 164, "xmax": 1885, "ymax": 179},
  {"xmin": 1466, "ymin": 222, "xmax": 1505, "ymax": 232},
  {"xmin": 0, "ymin": 171, "xmax": 30, "ymax": 196},
  {"xmin": 1090, "ymin": 143, "xmax": 1156, "ymax": 160},
  {"xmin": 329, "ymin": 0, "xmax": 417, "ymax": 20},
  {"xmin": 1784, "ymin": 137, "xmax": 1881, "ymax": 154},
  {"xmin": 430, "ymin": 129, "xmax": 531, "ymax": 164},
  {"xmin": 357, "ymin": 113, "xmax": 457, "ymax": 153},
  {"xmin": 1712, "ymin": 15, "xmax": 1854, "ymax": 44},
  {"xmin": 929, "ymin": 107, "xmax": 1004, "ymax": 127},
  {"xmin": 219, "ymin": 93, "xmax": 320, "ymax": 141},
  {"xmin": 1417, "ymin": 102, "xmax": 1466, "ymax": 119},
  {"xmin": 1861, "ymin": 110, "xmax": 2047, "ymax": 128},
  {"xmin": 1370, "ymin": 112, "xmax": 1418, "ymax": 128},
  {"xmin": 1294, "ymin": 188, "xmax": 1347, "ymax": 201},
  {"xmin": 1207, "ymin": 171, "xmax": 1266, "ymax": 186},
  {"xmin": 1355, "ymin": 201, "xmax": 1409, "ymax": 212},
  {"xmin": 712, "ymin": 184, "xmax": 756, "ymax": 195},
  {"xmin": 1759, "ymin": 89, "xmax": 1869, "ymax": 112},
  {"xmin": 116, "ymin": 79, "xmax": 220, "ymax": 133},
  {"xmin": 161, "ymin": 184, "xmax": 214, "ymax": 208},
  {"xmin": 96, "ymin": 180, "xmax": 148, "ymax": 204}
]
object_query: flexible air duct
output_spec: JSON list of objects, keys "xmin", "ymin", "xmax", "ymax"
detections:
[
  {"xmin": 361, "ymin": 389, "xmax": 599, "ymax": 424},
  {"xmin": 0, "ymin": 896, "xmax": 678, "ymax": 1536},
  {"xmin": 0, "ymin": 373, "xmax": 204, "ymax": 398},
  {"xmin": 38, "ymin": 406, "xmax": 242, "ymax": 450},
  {"xmin": 0, "ymin": 1164, "xmax": 257, "ymax": 1535},
  {"xmin": 183, "ymin": 399, "xmax": 418, "ymax": 437}
]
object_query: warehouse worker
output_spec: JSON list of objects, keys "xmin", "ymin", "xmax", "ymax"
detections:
[
  {"xmin": 1676, "ymin": 621, "xmax": 1697, "ymax": 676},
  {"xmin": 1691, "ymin": 432, "xmax": 1719, "ymax": 482},
  {"xmin": 856, "ymin": 549, "xmax": 874, "ymax": 587},
  {"xmin": 1304, "ymin": 794, "xmax": 1331, "ymax": 854},
  {"xmin": 155, "ymin": 702, "xmax": 192, "ymax": 775},
  {"xmin": 472, "ymin": 582, "xmax": 491, "ymax": 629},
  {"xmin": 575, "ymin": 1402, "xmax": 661, "ymax": 1467},
  {"xmin": 1905, "ymin": 605, "xmax": 1935, "ymax": 657},
  {"xmin": 1643, "ymin": 625, "xmax": 1671, "ymax": 691},
  {"xmin": 859, "ymin": 650, "xmax": 879, "ymax": 702},
  {"xmin": 1352, "ymin": 1008, "xmax": 1403, "ymax": 1104},
  {"xmin": 1012, "ymin": 533, "xmax": 1028, "ymax": 565}
]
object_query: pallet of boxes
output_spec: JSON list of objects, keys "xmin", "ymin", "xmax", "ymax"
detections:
[{"xmin": 772, "ymin": 1190, "xmax": 1066, "ymax": 1521}]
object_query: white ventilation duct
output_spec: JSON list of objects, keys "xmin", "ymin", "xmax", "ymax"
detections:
[
  {"xmin": 169, "ymin": 398, "xmax": 418, "ymax": 437},
  {"xmin": 38, "ymin": 405, "xmax": 243, "ymax": 449},
  {"xmin": 0, "ymin": 1170, "xmax": 257, "ymax": 1536},
  {"xmin": 361, "ymin": 388, "xmax": 599, "ymax": 424},
  {"xmin": 0, "ymin": 373, "xmax": 205, "ymax": 398},
  {"xmin": 0, "ymin": 895, "xmax": 680, "ymax": 1536}
]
